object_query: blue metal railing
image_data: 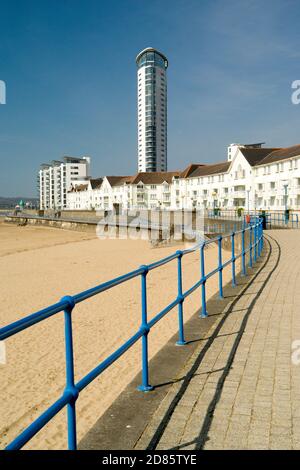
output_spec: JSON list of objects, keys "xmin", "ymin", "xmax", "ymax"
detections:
[
  {"xmin": 0, "ymin": 219, "xmax": 264, "ymax": 450},
  {"xmin": 265, "ymin": 212, "xmax": 299, "ymax": 228},
  {"xmin": 207, "ymin": 208, "xmax": 300, "ymax": 228}
]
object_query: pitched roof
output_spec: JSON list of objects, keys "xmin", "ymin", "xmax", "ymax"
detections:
[
  {"xmin": 180, "ymin": 164, "xmax": 206, "ymax": 178},
  {"xmin": 257, "ymin": 144, "xmax": 300, "ymax": 165},
  {"xmin": 105, "ymin": 176, "xmax": 134, "ymax": 187},
  {"xmin": 239, "ymin": 147, "xmax": 279, "ymax": 166},
  {"xmin": 180, "ymin": 162, "xmax": 230, "ymax": 178},
  {"xmin": 130, "ymin": 171, "xmax": 180, "ymax": 185},
  {"xmin": 90, "ymin": 178, "xmax": 103, "ymax": 189}
]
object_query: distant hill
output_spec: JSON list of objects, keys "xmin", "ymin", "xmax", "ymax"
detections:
[{"xmin": 0, "ymin": 196, "xmax": 39, "ymax": 209}]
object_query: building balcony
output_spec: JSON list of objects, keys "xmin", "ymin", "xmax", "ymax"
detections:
[
  {"xmin": 233, "ymin": 190, "xmax": 246, "ymax": 198},
  {"xmin": 255, "ymin": 189, "xmax": 264, "ymax": 197},
  {"xmin": 268, "ymin": 188, "xmax": 277, "ymax": 196}
]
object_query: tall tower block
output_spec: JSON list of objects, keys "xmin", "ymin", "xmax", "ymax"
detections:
[{"xmin": 136, "ymin": 48, "xmax": 168, "ymax": 172}]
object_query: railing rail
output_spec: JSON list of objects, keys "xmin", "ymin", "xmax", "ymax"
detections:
[
  {"xmin": 0, "ymin": 219, "xmax": 264, "ymax": 450},
  {"xmin": 207, "ymin": 209, "xmax": 299, "ymax": 228}
]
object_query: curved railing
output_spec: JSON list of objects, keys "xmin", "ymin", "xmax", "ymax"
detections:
[
  {"xmin": 0, "ymin": 218, "xmax": 264, "ymax": 450},
  {"xmin": 207, "ymin": 209, "xmax": 299, "ymax": 228}
]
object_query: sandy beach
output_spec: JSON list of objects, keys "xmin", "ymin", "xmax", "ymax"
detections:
[{"xmin": 0, "ymin": 222, "xmax": 233, "ymax": 449}]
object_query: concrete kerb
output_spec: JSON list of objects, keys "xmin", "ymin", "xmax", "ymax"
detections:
[{"xmin": 78, "ymin": 243, "xmax": 269, "ymax": 450}]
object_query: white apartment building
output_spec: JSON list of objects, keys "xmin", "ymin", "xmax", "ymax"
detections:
[
  {"xmin": 67, "ymin": 178, "xmax": 103, "ymax": 211},
  {"xmin": 38, "ymin": 156, "xmax": 90, "ymax": 210},
  {"xmin": 130, "ymin": 172, "xmax": 179, "ymax": 209},
  {"xmin": 136, "ymin": 48, "xmax": 168, "ymax": 173},
  {"xmin": 67, "ymin": 173, "xmax": 178, "ymax": 211},
  {"xmin": 173, "ymin": 143, "xmax": 300, "ymax": 211},
  {"xmin": 253, "ymin": 147, "xmax": 300, "ymax": 210},
  {"xmin": 65, "ymin": 143, "xmax": 300, "ymax": 213}
]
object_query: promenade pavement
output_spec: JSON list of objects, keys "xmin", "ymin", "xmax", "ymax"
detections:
[{"xmin": 134, "ymin": 230, "xmax": 300, "ymax": 450}]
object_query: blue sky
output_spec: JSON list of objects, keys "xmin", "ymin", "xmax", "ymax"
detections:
[{"xmin": 1, "ymin": 0, "xmax": 300, "ymax": 196}]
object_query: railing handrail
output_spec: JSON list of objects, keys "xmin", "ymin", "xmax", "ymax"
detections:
[{"xmin": 0, "ymin": 219, "xmax": 264, "ymax": 450}]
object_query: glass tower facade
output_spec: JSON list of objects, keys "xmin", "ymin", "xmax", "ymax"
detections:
[{"xmin": 136, "ymin": 48, "xmax": 168, "ymax": 172}]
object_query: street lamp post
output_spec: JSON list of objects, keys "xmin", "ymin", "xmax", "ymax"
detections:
[
  {"xmin": 180, "ymin": 194, "xmax": 184, "ymax": 210},
  {"xmin": 246, "ymin": 189, "xmax": 250, "ymax": 214},
  {"xmin": 212, "ymin": 191, "xmax": 217, "ymax": 215},
  {"xmin": 283, "ymin": 183, "xmax": 288, "ymax": 223}
]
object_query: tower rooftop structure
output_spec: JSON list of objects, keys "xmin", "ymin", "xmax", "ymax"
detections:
[{"xmin": 135, "ymin": 47, "xmax": 168, "ymax": 67}]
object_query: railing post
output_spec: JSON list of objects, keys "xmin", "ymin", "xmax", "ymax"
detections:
[
  {"xmin": 138, "ymin": 266, "xmax": 153, "ymax": 392},
  {"xmin": 257, "ymin": 223, "xmax": 260, "ymax": 257},
  {"xmin": 241, "ymin": 229, "xmax": 246, "ymax": 276},
  {"xmin": 61, "ymin": 295, "xmax": 78, "ymax": 451},
  {"xmin": 218, "ymin": 236, "xmax": 224, "ymax": 299},
  {"xmin": 176, "ymin": 251, "xmax": 186, "ymax": 346},
  {"xmin": 254, "ymin": 223, "xmax": 257, "ymax": 263},
  {"xmin": 231, "ymin": 232, "xmax": 236, "ymax": 287},
  {"xmin": 200, "ymin": 243, "xmax": 208, "ymax": 318},
  {"xmin": 259, "ymin": 221, "xmax": 263, "ymax": 256},
  {"xmin": 249, "ymin": 225, "xmax": 253, "ymax": 268}
]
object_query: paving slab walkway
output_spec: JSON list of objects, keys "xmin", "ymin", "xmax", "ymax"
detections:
[{"xmin": 134, "ymin": 230, "xmax": 300, "ymax": 450}]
